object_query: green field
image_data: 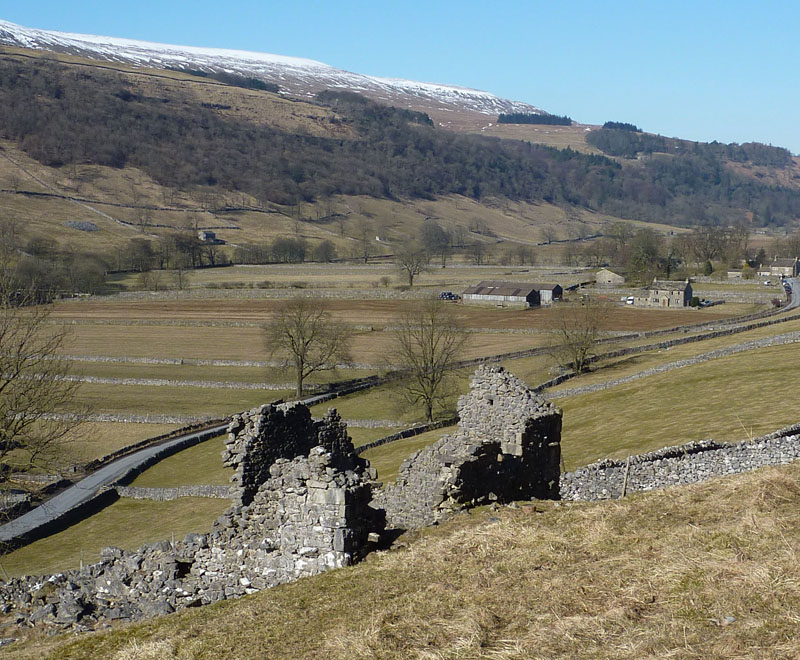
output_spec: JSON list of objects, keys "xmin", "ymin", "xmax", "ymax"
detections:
[
  {"xmin": 0, "ymin": 497, "xmax": 231, "ymax": 579},
  {"xmin": 129, "ymin": 436, "xmax": 233, "ymax": 487},
  {"xmin": 361, "ymin": 426, "xmax": 455, "ymax": 484},
  {"xmin": 559, "ymin": 343, "xmax": 800, "ymax": 470}
]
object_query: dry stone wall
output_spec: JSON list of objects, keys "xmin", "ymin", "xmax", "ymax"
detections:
[
  {"xmin": 375, "ymin": 366, "xmax": 562, "ymax": 530},
  {"xmin": 561, "ymin": 424, "xmax": 800, "ymax": 501}
]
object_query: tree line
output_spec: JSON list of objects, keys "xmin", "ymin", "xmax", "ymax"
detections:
[
  {"xmin": 602, "ymin": 121, "xmax": 641, "ymax": 132},
  {"xmin": 165, "ymin": 66, "xmax": 280, "ymax": 92},
  {"xmin": 498, "ymin": 113, "xmax": 573, "ymax": 125},
  {"xmin": 588, "ymin": 127, "xmax": 793, "ymax": 167}
]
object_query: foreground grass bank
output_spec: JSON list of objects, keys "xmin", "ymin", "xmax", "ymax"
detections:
[{"xmin": 6, "ymin": 462, "xmax": 800, "ymax": 659}]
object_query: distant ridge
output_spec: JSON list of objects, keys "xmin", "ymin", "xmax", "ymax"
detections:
[{"xmin": 0, "ymin": 19, "xmax": 544, "ymax": 118}]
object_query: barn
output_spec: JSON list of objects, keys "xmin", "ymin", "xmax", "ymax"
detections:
[{"xmin": 461, "ymin": 281, "xmax": 562, "ymax": 308}]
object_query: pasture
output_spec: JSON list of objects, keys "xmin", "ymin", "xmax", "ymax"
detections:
[{"xmin": 3, "ymin": 268, "xmax": 793, "ymax": 577}]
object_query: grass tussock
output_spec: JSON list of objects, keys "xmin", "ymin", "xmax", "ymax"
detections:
[{"xmin": 7, "ymin": 463, "xmax": 800, "ymax": 659}]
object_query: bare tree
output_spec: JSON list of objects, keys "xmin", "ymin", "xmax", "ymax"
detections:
[
  {"xmin": 395, "ymin": 242, "xmax": 428, "ymax": 286},
  {"xmin": 688, "ymin": 226, "xmax": 724, "ymax": 264},
  {"xmin": 391, "ymin": 299, "xmax": 469, "ymax": 422},
  {"xmin": 468, "ymin": 241, "xmax": 486, "ymax": 265},
  {"xmin": 0, "ymin": 273, "xmax": 82, "ymax": 479},
  {"xmin": 264, "ymin": 298, "xmax": 352, "ymax": 397},
  {"xmin": 171, "ymin": 264, "xmax": 191, "ymax": 291},
  {"xmin": 549, "ymin": 298, "xmax": 609, "ymax": 374},
  {"xmin": 355, "ymin": 217, "xmax": 373, "ymax": 264}
]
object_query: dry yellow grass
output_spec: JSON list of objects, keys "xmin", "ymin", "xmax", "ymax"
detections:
[{"xmin": 8, "ymin": 463, "xmax": 800, "ymax": 659}]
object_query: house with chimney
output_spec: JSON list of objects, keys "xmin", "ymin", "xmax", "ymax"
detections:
[{"xmin": 635, "ymin": 278, "xmax": 692, "ymax": 308}]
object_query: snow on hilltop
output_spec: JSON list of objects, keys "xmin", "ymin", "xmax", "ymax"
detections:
[{"xmin": 0, "ymin": 19, "xmax": 542, "ymax": 117}]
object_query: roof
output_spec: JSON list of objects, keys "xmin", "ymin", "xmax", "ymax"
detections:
[
  {"xmin": 771, "ymin": 258, "xmax": 798, "ymax": 268},
  {"xmin": 647, "ymin": 279, "xmax": 690, "ymax": 292},
  {"xmin": 462, "ymin": 280, "xmax": 560, "ymax": 297}
]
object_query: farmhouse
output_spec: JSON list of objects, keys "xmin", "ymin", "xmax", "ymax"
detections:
[
  {"xmin": 198, "ymin": 230, "xmax": 224, "ymax": 244},
  {"xmin": 767, "ymin": 257, "xmax": 799, "ymax": 278},
  {"xmin": 595, "ymin": 268, "xmax": 625, "ymax": 286},
  {"xmin": 461, "ymin": 281, "xmax": 562, "ymax": 308},
  {"xmin": 635, "ymin": 278, "xmax": 692, "ymax": 308}
]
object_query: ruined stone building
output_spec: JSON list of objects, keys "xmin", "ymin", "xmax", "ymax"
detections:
[{"xmin": 0, "ymin": 366, "xmax": 562, "ymax": 629}]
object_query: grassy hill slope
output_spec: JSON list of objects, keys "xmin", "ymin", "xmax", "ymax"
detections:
[{"xmin": 6, "ymin": 461, "xmax": 800, "ymax": 659}]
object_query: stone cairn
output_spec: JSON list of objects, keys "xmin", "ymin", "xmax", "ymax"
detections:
[
  {"xmin": 375, "ymin": 365, "xmax": 562, "ymax": 530},
  {"xmin": 0, "ymin": 404, "xmax": 380, "ymax": 629}
]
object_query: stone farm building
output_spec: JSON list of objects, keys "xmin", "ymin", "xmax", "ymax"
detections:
[
  {"xmin": 765, "ymin": 257, "xmax": 800, "ymax": 278},
  {"xmin": 635, "ymin": 278, "xmax": 692, "ymax": 308},
  {"xmin": 461, "ymin": 281, "xmax": 563, "ymax": 308},
  {"xmin": 595, "ymin": 268, "xmax": 625, "ymax": 286}
]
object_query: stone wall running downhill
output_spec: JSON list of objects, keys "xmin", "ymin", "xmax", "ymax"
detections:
[
  {"xmin": 560, "ymin": 424, "xmax": 800, "ymax": 502},
  {"xmin": 374, "ymin": 366, "xmax": 562, "ymax": 530}
]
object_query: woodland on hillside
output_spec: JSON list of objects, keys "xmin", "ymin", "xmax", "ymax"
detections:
[
  {"xmin": 0, "ymin": 55, "xmax": 799, "ymax": 231},
  {"xmin": 497, "ymin": 112, "xmax": 573, "ymax": 125}
]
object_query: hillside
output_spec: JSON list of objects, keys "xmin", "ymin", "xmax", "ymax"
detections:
[
  {"xmin": 5, "ymin": 461, "xmax": 800, "ymax": 659},
  {"xmin": 1, "ymin": 33, "xmax": 800, "ymax": 302},
  {"xmin": 0, "ymin": 44, "xmax": 798, "ymax": 237},
  {"xmin": 0, "ymin": 19, "xmax": 543, "ymax": 127}
]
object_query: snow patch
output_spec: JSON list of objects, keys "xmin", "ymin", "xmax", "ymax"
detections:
[{"xmin": 0, "ymin": 19, "xmax": 545, "ymax": 117}]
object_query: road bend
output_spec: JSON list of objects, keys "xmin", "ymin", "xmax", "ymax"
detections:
[{"xmin": 0, "ymin": 424, "xmax": 227, "ymax": 545}]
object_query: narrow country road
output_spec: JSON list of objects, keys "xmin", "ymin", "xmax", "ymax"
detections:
[
  {"xmin": 0, "ymin": 424, "xmax": 227, "ymax": 545},
  {"xmin": 784, "ymin": 277, "xmax": 799, "ymax": 310}
]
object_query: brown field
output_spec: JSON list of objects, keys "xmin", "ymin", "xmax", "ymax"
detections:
[
  {"xmin": 72, "ymin": 383, "xmax": 287, "ymax": 417},
  {"xmin": 51, "ymin": 296, "xmax": 742, "ymax": 331}
]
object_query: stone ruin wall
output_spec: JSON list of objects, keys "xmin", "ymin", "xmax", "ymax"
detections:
[
  {"xmin": 0, "ymin": 366, "xmax": 562, "ymax": 631},
  {"xmin": 376, "ymin": 366, "xmax": 562, "ymax": 530},
  {"xmin": 560, "ymin": 424, "xmax": 800, "ymax": 501},
  {"xmin": 0, "ymin": 404, "xmax": 381, "ymax": 628}
]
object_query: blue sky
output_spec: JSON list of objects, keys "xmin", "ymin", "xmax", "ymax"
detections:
[{"xmin": 4, "ymin": 1, "xmax": 799, "ymax": 153}]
